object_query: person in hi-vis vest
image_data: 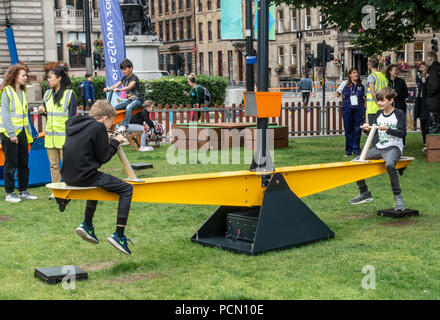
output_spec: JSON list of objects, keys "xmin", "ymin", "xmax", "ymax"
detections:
[
  {"xmin": 366, "ymin": 57, "xmax": 389, "ymax": 126},
  {"xmin": 0, "ymin": 65, "xmax": 38, "ymax": 203},
  {"xmin": 37, "ymin": 66, "xmax": 77, "ymax": 199}
]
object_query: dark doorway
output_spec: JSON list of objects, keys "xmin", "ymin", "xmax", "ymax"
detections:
[{"xmin": 352, "ymin": 50, "xmax": 368, "ymax": 76}]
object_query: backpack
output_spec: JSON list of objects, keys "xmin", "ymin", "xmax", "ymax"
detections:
[{"xmin": 197, "ymin": 85, "xmax": 211, "ymax": 106}]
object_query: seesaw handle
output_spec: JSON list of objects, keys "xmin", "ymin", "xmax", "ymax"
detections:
[{"xmin": 358, "ymin": 125, "xmax": 378, "ymax": 161}]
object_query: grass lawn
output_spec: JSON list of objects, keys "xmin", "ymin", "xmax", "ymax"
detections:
[{"xmin": 0, "ymin": 132, "xmax": 439, "ymax": 300}]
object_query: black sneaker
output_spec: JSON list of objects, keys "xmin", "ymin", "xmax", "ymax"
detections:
[
  {"xmin": 107, "ymin": 232, "xmax": 133, "ymax": 255},
  {"xmin": 75, "ymin": 222, "xmax": 99, "ymax": 244},
  {"xmin": 349, "ymin": 191, "xmax": 373, "ymax": 205}
]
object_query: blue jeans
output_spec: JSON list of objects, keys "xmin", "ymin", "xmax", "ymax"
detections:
[
  {"xmin": 114, "ymin": 99, "xmax": 142, "ymax": 128},
  {"xmin": 342, "ymin": 107, "xmax": 364, "ymax": 155}
]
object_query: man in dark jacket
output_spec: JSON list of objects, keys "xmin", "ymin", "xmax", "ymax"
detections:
[
  {"xmin": 426, "ymin": 51, "xmax": 440, "ymax": 133},
  {"xmin": 61, "ymin": 100, "xmax": 134, "ymax": 255}
]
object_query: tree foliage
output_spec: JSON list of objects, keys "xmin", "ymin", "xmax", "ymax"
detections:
[{"xmin": 273, "ymin": 0, "xmax": 440, "ymax": 57}]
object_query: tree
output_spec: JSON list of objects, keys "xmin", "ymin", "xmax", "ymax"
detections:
[{"xmin": 273, "ymin": 0, "xmax": 440, "ymax": 57}]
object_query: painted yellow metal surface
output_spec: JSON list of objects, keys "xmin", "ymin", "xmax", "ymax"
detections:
[{"xmin": 47, "ymin": 157, "xmax": 414, "ymax": 207}]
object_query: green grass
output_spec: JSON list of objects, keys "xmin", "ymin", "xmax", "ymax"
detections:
[{"xmin": 0, "ymin": 133, "xmax": 439, "ymax": 299}]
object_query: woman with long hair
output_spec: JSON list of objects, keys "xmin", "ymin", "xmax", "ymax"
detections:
[
  {"xmin": 37, "ymin": 66, "xmax": 77, "ymax": 199},
  {"xmin": 0, "ymin": 64, "xmax": 38, "ymax": 203},
  {"xmin": 335, "ymin": 67, "xmax": 366, "ymax": 156}
]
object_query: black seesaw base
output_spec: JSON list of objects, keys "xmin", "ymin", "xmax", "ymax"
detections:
[
  {"xmin": 34, "ymin": 266, "xmax": 88, "ymax": 284},
  {"xmin": 377, "ymin": 208, "xmax": 419, "ymax": 218},
  {"xmin": 191, "ymin": 173, "xmax": 335, "ymax": 255}
]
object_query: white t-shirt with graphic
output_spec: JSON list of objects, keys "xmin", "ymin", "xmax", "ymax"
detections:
[{"xmin": 373, "ymin": 108, "xmax": 406, "ymax": 153}]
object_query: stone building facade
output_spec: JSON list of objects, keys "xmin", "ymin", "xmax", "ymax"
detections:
[{"xmin": 0, "ymin": 0, "xmax": 436, "ymax": 87}]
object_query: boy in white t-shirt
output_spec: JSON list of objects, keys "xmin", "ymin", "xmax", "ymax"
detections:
[{"xmin": 349, "ymin": 87, "xmax": 407, "ymax": 211}]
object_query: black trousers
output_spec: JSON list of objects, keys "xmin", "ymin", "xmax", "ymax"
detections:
[
  {"xmin": 85, "ymin": 172, "xmax": 133, "ymax": 222},
  {"xmin": 0, "ymin": 130, "xmax": 29, "ymax": 194}
]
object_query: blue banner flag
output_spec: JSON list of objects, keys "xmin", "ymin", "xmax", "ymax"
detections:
[
  {"xmin": 221, "ymin": 0, "xmax": 243, "ymax": 39},
  {"xmin": 254, "ymin": 0, "xmax": 276, "ymax": 40},
  {"xmin": 5, "ymin": 28, "xmax": 19, "ymax": 65},
  {"xmin": 99, "ymin": 0, "xmax": 126, "ymax": 105}
]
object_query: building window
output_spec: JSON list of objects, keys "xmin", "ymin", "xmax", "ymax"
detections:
[
  {"xmin": 199, "ymin": 22, "xmax": 203, "ymax": 42},
  {"xmin": 179, "ymin": 0, "xmax": 183, "ymax": 11},
  {"xmin": 172, "ymin": 19, "xmax": 177, "ymax": 40},
  {"xmin": 68, "ymin": 32, "xmax": 86, "ymax": 67},
  {"xmin": 187, "ymin": 18, "xmax": 192, "ymax": 39},
  {"xmin": 277, "ymin": 9, "xmax": 284, "ymax": 33},
  {"xmin": 217, "ymin": 0, "xmax": 221, "ymax": 9},
  {"xmin": 207, "ymin": 0, "xmax": 212, "ymax": 10},
  {"xmin": 208, "ymin": 21, "xmax": 212, "ymax": 41},
  {"xmin": 209, "ymin": 52, "xmax": 214, "ymax": 76},
  {"xmin": 159, "ymin": 0, "xmax": 162, "ymax": 14},
  {"xmin": 198, "ymin": 0, "xmax": 202, "ymax": 12},
  {"xmin": 305, "ymin": 8, "xmax": 311, "ymax": 30},
  {"xmin": 66, "ymin": 0, "xmax": 83, "ymax": 10},
  {"xmin": 218, "ymin": 51, "xmax": 223, "ymax": 76},
  {"xmin": 159, "ymin": 22, "xmax": 163, "ymax": 40},
  {"xmin": 414, "ymin": 41, "xmax": 424, "ymax": 62},
  {"xmin": 56, "ymin": 32, "xmax": 63, "ymax": 61},
  {"xmin": 199, "ymin": 52, "xmax": 204, "ymax": 74},
  {"xmin": 319, "ymin": 12, "xmax": 325, "ymax": 29},
  {"xmin": 186, "ymin": 0, "xmax": 191, "ymax": 10},
  {"xmin": 396, "ymin": 45, "xmax": 406, "ymax": 62},
  {"xmin": 172, "ymin": 0, "xmax": 176, "ymax": 12},
  {"xmin": 290, "ymin": 9, "xmax": 297, "ymax": 31},
  {"xmin": 166, "ymin": 54, "xmax": 171, "ymax": 72},
  {"xmin": 228, "ymin": 50, "xmax": 233, "ymax": 81},
  {"xmin": 54, "ymin": 0, "xmax": 60, "ymax": 9},
  {"xmin": 187, "ymin": 52, "xmax": 193, "ymax": 73},
  {"xmin": 165, "ymin": 21, "xmax": 170, "ymax": 41},
  {"xmin": 151, "ymin": 0, "xmax": 155, "ymax": 16},
  {"xmin": 304, "ymin": 43, "xmax": 311, "ymax": 57},
  {"xmin": 165, "ymin": 0, "xmax": 169, "ymax": 13},
  {"xmin": 291, "ymin": 44, "xmax": 297, "ymax": 65},
  {"xmin": 159, "ymin": 54, "xmax": 164, "ymax": 70},
  {"xmin": 278, "ymin": 46, "xmax": 285, "ymax": 66},
  {"xmin": 217, "ymin": 19, "xmax": 221, "ymax": 40},
  {"xmin": 179, "ymin": 19, "xmax": 184, "ymax": 40}
]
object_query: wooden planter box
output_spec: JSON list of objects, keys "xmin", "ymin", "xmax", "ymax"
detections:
[{"xmin": 426, "ymin": 134, "xmax": 440, "ymax": 163}]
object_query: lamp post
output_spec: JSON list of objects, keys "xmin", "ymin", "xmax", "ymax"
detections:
[{"xmin": 84, "ymin": 0, "xmax": 93, "ymax": 74}]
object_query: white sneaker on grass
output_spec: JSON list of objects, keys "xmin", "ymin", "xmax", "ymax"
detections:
[
  {"xmin": 5, "ymin": 192, "xmax": 22, "ymax": 203},
  {"xmin": 18, "ymin": 190, "xmax": 38, "ymax": 200},
  {"xmin": 139, "ymin": 146, "xmax": 154, "ymax": 152}
]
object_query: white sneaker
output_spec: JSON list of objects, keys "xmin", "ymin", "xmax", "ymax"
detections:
[
  {"xmin": 48, "ymin": 193, "xmax": 55, "ymax": 200},
  {"xmin": 18, "ymin": 190, "xmax": 38, "ymax": 200},
  {"xmin": 116, "ymin": 125, "xmax": 127, "ymax": 134},
  {"xmin": 5, "ymin": 192, "xmax": 22, "ymax": 203},
  {"xmin": 140, "ymin": 146, "xmax": 154, "ymax": 152}
]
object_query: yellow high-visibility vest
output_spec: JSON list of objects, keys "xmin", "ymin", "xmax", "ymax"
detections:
[
  {"xmin": 0, "ymin": 85, "xmax": 33, "ymax": 143},
  {"xmin": 43, "ymin": 89, "xmax": 73, "ymax": 149},
  {"xmin": 366, "ymin": 71, "xmax": 389, "ymax": 114}
]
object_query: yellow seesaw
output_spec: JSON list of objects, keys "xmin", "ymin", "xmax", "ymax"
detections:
[{"xmin": 46, "ymin": 107, "xmax": 414, "ymax": 255}]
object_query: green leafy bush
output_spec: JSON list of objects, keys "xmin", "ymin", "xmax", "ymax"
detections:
[
  {"xmin": 143, "ymin": 75, "xmax": 227, "ymax": 107},
  {"xmin": 40, "ymin": 75, "xmax": 224, "ymax": 107}
]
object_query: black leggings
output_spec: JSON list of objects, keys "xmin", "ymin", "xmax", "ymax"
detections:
[
  {"xmin": 0, "ymin": 130, "xmax": 29, "ymax": 194},
  {"xmin": 85, "ymin": 172, "xmax": 133, "ymax": 225}
]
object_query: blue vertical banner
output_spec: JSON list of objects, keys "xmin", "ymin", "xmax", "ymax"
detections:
[
  {"xmin": 221, "ymin": 0, "xmax": 243, "ymax": 39},
  {"xmin": 254, "ymin": 0, "xmax": 276, "ymax": 40},
  {"xmin": 5, "ymin": 28, "xmax": 19, "ymax": 65},
  {"xmin": 99, "ymin": 0, "xmax": 126, "ymax": 105}
]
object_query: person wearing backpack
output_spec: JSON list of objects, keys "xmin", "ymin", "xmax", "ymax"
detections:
[
  {"xmin": 184, "ymin": 74, "xmax": 205, "ymax": 121},
  {"xmin": 78, "ymin": 73, "xmax": 95, "ymax": 112}
]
